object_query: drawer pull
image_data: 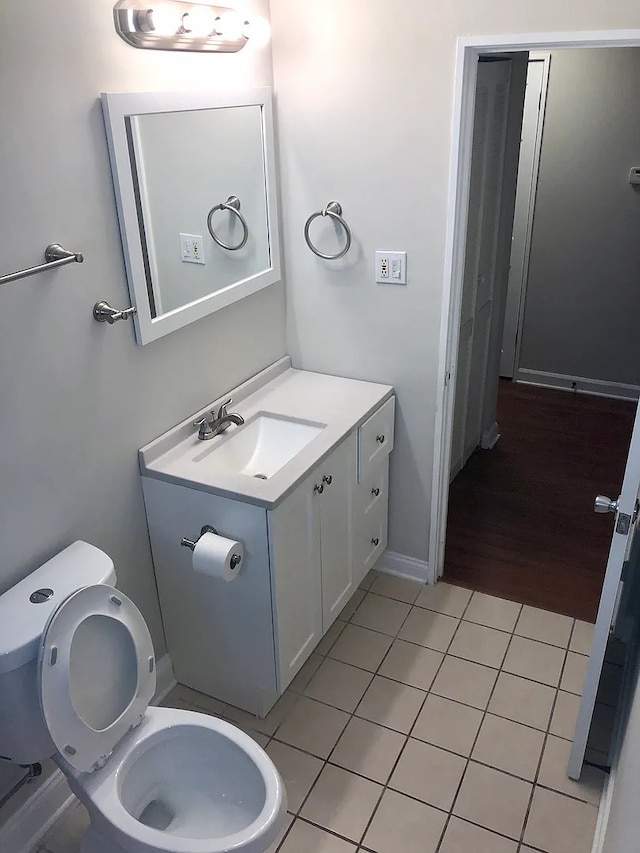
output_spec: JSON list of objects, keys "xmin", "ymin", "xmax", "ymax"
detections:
[
  {"xmin": 313, "ymin": 483, "xmax": 324, "ymax": 494},
  {"xmin": 376, "ymin": 434, "xmax": 385, "ymax": 444},
  {"xmin": 322, "ymin": 474, "xmax": 333, "ymax": 485},
  {"xmin": 371, "ymin": 487, "xmax": 380, "ymax": 497},
  {"xmin": 371, "ymin": 537, "xmax": 380, "ymax": 547}
]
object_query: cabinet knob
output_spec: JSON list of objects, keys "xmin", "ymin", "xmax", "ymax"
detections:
[
  {"xmin": 376, "ymin": 434, "xmax": 385, "ymax": 444},
  {"xmin": 371, "ymin": 487, "xmax": 380, "ymax": 497},
  {"xmin": 314, "ymin": 483, "xmax": 324, "ymax": 494},
  {"xmin": 322, "ymin": 474, "xmax": 333, "ymax": 485},
  {"xmin": 371, "ymin": 537, "xmax": 380, "ymax": 547}
]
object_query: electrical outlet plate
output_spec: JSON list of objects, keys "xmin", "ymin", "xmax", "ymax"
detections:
[
  {"xmin": 180, "ymin": 233, "xmax": 205, "ymax": 265},
  {"xmin": 375, "ymin": 251, "xmax": 406, "ymax": 284}
]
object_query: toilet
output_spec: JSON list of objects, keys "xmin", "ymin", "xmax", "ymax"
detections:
[{"xmin": 0, "ymin": 541, "xmax": 286, "ymax": 853}]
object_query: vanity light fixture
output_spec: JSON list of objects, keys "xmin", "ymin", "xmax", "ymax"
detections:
[{"xmin": 113, "ymin": 0, "xmax": 264, "ymax": 53}]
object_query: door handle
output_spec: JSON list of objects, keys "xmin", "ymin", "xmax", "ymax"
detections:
[{"xmin": 594, "ymin": 495, "xmax": 618, "ymax": 514}]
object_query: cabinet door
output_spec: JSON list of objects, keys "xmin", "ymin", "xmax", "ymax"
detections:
[
  {"xmin": 268, "ymin": 470, "xmax": 322, "ymax": 691},
  {"xmin": 142, "ymin": 477, "xmax": 277, "ymax": 716},
  {"xmin": 319, "ymin": 434, "xmax": 356, "ymax": 630}
]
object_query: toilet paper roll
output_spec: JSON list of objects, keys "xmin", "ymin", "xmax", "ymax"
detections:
[{"xmin": 192, "ymin": 532, "xmax": 243, "ymax": 582}]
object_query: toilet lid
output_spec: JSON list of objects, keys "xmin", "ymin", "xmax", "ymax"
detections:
[{"xmin": 38, "ymin": 584, "xmax": 156, "ymax": 773}]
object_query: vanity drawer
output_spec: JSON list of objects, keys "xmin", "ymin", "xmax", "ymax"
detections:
[
  {"xmin": 355, "ymin": 505, "xmax": 387, "ymax": 577},
  {"xmin": 356, "ymin": 461, "xmax": 388, "ymax": 517},
  {"xmin": 358, "ymin": 396, "xmax": 395, "ymax": 482}
]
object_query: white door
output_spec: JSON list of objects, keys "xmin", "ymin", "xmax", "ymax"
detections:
[
  {"xmin": 500, "ymin": 56, "xmax": 549, "ymax": 378},
  {"xmin": 451, "ymin": 59, "xmax": 516, "ymax": 477},
  {"xmin": 568, "ymin": 400, "xmax": 640, "ymax": 779}
]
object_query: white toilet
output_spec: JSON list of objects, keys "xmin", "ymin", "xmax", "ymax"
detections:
[{"xmin": 0, "ymin": 541, "xmax": 286, "ymax": 853}]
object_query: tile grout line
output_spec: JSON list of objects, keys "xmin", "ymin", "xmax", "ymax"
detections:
[
  {"xmin": 515, "ymin": 616, "xmax": 601, "ymax": 852},
  {"xmin": 516, "ymin": 621, "xmax": 575, "ymax": 851},
  {"xmin": 275, "ymin": 579, "xmax": 482, "ymax": 848},
  {"xmin": 271, "ymin": 574, "xmax": 417, "ymax": 850},
  {"xmin": 350, "ymin": 584, "xmax": 471, "ymax": 850},
  {"xmin": 433, "ymin": 595, "xmax": 523, "ymax": 851},
  {"xmin": 288, "ymin": 580, "xmax": 430, "ymax": 848}
]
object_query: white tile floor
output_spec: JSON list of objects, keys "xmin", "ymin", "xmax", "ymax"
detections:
[{"xmin": 33, "ymin": 574, "xmax": 604, "ymax": 853}]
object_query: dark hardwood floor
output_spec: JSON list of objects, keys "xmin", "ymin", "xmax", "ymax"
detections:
[{"xmin": 444, "ymin": 380, "xmax": 636, "ymax": 622}]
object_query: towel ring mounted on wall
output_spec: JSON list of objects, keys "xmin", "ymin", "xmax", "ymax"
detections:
[
  {"xmin": 206, "ymin": 196, "xmax": 249, "ymax": 251},
  {"xmin": 304, "ymin": 201, "xmax": 352, "ymax": 260}
]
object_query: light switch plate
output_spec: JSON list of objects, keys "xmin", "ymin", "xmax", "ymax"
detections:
[
  {"xmin": 180, "ymin": 233, "xmax": 205, "ymax": 265},
  {"xmin": 375, "ymin": 251, "xmax": 406, "ymax": 284}
]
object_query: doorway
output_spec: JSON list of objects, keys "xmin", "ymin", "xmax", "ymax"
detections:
[
  {"xmin": 445, "ymin": 44, "xmax": 640, "ymax": 621},
  {"xmin": 432, "ymin": 28, "xmax": 640, "ymax": 785},
  {"xmin": 432, "ymin": 33, "xmax": 640, "ymax": 602}
]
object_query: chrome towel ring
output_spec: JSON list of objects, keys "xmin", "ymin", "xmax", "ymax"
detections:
[
  {"xmin": 206, "ymin": 196, "xmax": 249, "ymax": 251},
  {"xmin": 304, "ymin": 201, "xmax": 352, "ymax": 260}
]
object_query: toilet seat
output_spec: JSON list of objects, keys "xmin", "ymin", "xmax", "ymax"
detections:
[{"xmin": 38, "ymin": 584, "xmax": 155, "ymax": 773}]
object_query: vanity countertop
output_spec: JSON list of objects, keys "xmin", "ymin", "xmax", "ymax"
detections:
[{"xmin": 139, "ymin": 358, "xmax": 394, "ymax": 508}]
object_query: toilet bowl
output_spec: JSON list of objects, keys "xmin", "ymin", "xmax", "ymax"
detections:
[
  {"xmin": 0, "ymin": 542, "xmax": 286, "ymax": 853},
  {"xmin": 64, "ymin": 707, "xmax": 285, "ymax": 853}
]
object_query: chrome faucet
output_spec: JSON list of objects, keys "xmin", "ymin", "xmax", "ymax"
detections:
[{"xmin": 194, "ymin": 399, "xmax": 245, "ymax": 441}]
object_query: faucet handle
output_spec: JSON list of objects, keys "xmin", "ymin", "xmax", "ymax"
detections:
[
  {"xmin": 193, "ymin": 416, "xmax": 214, "ymax": 439},
  {"xmin": 216, "ymin": 398, "xmax": 233, "ymax": 419}
]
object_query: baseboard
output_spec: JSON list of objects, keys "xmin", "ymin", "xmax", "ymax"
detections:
[
  {"xmin": 480, "ymin": 421, "xmax": 500, "ymax": 450},
  {"xmin": 153, "ymin": 652, "xmax": 176, "ymax": 705},
  {"xmin": 377, "ymin": 549, "xmax": 433, "ymax": 584},
  {"xmin": 0, "ymin": 654, "xmax": 175, "ymax": 853},
  {"xmin": 517, "ymin": 369, "xmax": 640, "ymax": 402},
  {"xmin": 0, "ymin": 769, "xmax": 73, "ymax": 853}
]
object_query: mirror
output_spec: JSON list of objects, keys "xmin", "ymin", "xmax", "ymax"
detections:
[{"xmin": 101, "ymin": 88, "xmax": 280, "ymax": 345}]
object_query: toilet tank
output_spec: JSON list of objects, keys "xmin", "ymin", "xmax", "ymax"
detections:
[{"xmin": 0, "ymin": 541, "xmax": 116, "ymax": 764}]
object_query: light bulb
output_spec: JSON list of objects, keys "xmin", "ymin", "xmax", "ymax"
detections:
[
  {"xmin": 149, "ymin": 4, "xmax": 180, "ymax": 36},
  {"xmin": 242, "ymin": 16, "xmax": 271, "ymax": 46},
  {"xmin": 181, "ymin": 7, "xmax": 216, "ymax": 37},
  {"xmin": 214, "ymin": 10, "xmax": 244, "ymax": 39}
]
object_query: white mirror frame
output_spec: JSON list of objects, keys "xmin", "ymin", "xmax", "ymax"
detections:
[{"xmin": 101, "ymin": 88, "xmax": 280, "ymax": 345}]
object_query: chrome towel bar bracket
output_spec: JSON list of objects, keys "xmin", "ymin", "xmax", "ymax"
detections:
[
  {"xmin": 206, "ymin": 195, "xmax": 249, "ymax": 251},
  {"xmin": 304, "ymin": 201, "xmax": 352, "ymax": 260},
  {"xmin": 93, "ymin": 300, "xmax": 137, "ymax": 324},
  {"xmin": 0, "ymin": 243, "xmax": 83, "ymax": 286}
]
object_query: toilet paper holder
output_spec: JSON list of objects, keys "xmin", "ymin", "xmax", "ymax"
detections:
[{"xmin": 180, "ymin": 525, "xmax": 243, "ymax": 569}]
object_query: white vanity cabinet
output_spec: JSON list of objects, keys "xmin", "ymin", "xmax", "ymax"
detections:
[
  {"xmin": 139, "ymin": 363, "xmax": 395, "ymax": 717},
  {"xmin": 270, "ymin": 434, "xmax": 355, "ymax": 690}
]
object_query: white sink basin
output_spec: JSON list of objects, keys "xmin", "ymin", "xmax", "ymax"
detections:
[{"xmin": 192, "ymin": 413, "xmax": 325, "ymax": 479}]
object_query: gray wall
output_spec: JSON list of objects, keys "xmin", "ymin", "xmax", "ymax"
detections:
[
  {"xmin": 0, "ymin": 0, "xmax": 285, "ymax": 657},
  {"xmin": 519, "ymin": 48, "xmax": 640, "ymax": 387}
]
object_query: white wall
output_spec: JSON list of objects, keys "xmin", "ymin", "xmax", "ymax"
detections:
[
  {"xmin": 0, "ymin": 0, "xmax": 284, "ymax": 656},
  {"xmin": 270, "ymin": 2, "xmax": 640, "ymax": 564},
  {"xmin": 519, "ymin": 48, "xmax": 640, "ymax": 387}
]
